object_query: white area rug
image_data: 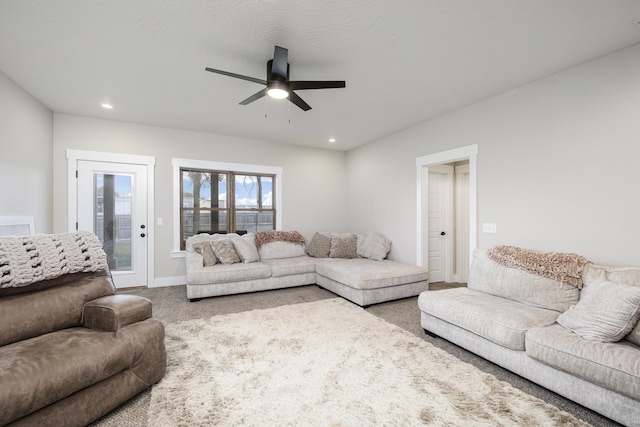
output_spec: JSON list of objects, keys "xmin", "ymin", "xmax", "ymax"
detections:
[{"xmin": 148, "ymin": 298, "xmax": 589, "ymax": 426}]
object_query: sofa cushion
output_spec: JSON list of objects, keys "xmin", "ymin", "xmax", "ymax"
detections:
[
  {"xmin": 582, "ymin": 263, "xmax": 640, "ymax": 346},
  {"xmin": 258, "ymin": 241, "xmax": 306, "ymax": 260},
  {"xmin": 356, "ymin": 232, "xmax": 392, "ymax": 261},
  {"xmin": 329, "ymin": 233, "xmax": 357, "ymax": 259},
  {"xmin": 316, "ymin": 259, "xmax": 428, "ymax": 290},
  {"xmin": 0, "ymin": 328, "xmax": 134, "ymax": 425},
  {"xmin": 526, "ymin": 324, "xmax": 640, "ymax": 401},
  {"xmin": 418, "ymin": 288, "xmax": 560, "ymax": 351},
  {"xmin": 192, "ymin": 242, "xmax": 218, "ymax": 266},
  {"xmin": 210, "ymin": 239, "xmax": 241, "ymax": 265},
  {"xmin": 557, "ymin": 280, "xmax": 640, "ymax": 342},
  {"xmin": 262, "ymin": 256, "xmax": 320, "ymax": 277},
  {"xmin": 468, "ymin": 248, "xmax": 580, "ymax": 313},
  {"xmin": 306, "ymin": 232, "xmax": 331, "ymax": 258},
  {"xmin": 186, "ymin": 262, "xmax": 272, "ymax": 285},
  {"xmin": 232, "ymin": 234, "xmax": 259, "ymax": 264}
]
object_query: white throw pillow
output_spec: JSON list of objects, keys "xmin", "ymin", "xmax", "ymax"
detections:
[
  {"xmin": 356, "ymin": 232, "xmax": 392, "ymax": 261},
  {"xmin": 556, "ymin": 280, "xmax": 640, "ymax": 342},
  {"xmin": 232, "ymin": 234, "xmax": 259, "ymax": 264}
]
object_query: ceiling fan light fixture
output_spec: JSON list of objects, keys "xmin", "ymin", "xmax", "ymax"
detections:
[
  {"xmin": 205, "ymin": 45, "xmax": 345, "ymax": 111},
  {"xmin": 267, "ymin": 84, "xmax": 289, "ymax": 99}
]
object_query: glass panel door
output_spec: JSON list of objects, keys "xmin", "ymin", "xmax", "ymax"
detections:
[{"xmin": 77, "ymin": 161, "xmax": 148, "ymax": 288}]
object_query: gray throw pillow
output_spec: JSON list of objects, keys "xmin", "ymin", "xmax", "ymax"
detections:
[
  {"xmin": 192, "ymin": 242, "xmax": 218, "ymax": 266},
  {"xmin": 210, "ymin": 239, "xmax": 241, "ymax": 265},
  {"xmin": 307, "ymin": 232, "xmax": 331, "ymax": 258},
  {"xmin": 232, "ymin": 234, "xmax": 259, "ymax": 264},
  {"xmin": 329, "ymin": 233, "xmax": 357, "ymax": 259},
  {"xmin": 556, "ymin": 280, "xmax": 640, "ymax": 342}
]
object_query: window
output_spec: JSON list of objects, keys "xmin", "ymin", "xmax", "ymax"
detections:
[{"xmin": 173, "ymin": 159, "xmax": 282, "ymax": 253}]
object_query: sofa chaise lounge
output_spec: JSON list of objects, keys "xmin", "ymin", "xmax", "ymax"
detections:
[
  {"xmin": 0, "ymin": 231, "xmax": 166, "ymax": 427},
  {"xmin": 419, "ymin": 246, "xmax": 640, "ymax": 427},
  {"xmin": 186, "ymin": 230, "xmax": 430, "ymax": 307}
]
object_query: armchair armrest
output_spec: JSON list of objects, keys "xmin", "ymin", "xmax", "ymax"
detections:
[{"xmin": 83, "ymin": 294, "xmax": 152, "ymax": 332}]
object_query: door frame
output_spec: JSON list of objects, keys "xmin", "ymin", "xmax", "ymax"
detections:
[
  {"xmin": 66, "ymin": 149, "xmax": 156, "ymax": 287},
  {"xmin": 416, "ymin": 144, "xmax": 478, "ymax": 275}
]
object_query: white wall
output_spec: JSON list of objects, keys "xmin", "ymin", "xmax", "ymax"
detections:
[
  {"xmin": 347, "ymin": 43, "xmax": 640, "ymax": 267},
  {"xmin": 0, "ymin": 71, "xmax": 53, "ymax": 233},
  {"xmin": 53, "ymin": 114, "xmax": 348, "ymax": 281}
]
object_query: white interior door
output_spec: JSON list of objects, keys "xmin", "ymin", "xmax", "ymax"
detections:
[
  {"xmin": 77, "ymin": 161, "xmax": 148, "ymax": 288},
  {"xmin": 427, "ymin": 165, "xmax": 453, "ymax": 283}
]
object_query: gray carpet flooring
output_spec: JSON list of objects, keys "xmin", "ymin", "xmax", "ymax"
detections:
[{"xmin": 91, "ymin": 283, "xmax": 621, "ymax": 427}]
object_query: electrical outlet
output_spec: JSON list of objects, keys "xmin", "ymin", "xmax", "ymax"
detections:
[
  {"xmin": 482, "ymin": 223, "xmax": 497, "ymax": 233},
  {"xmin": 157, "ymin": 218, "xmax": 163, "ymax": 226}
]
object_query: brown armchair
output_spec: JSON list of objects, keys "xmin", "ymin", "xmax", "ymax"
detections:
[{"xmin": 0, "ymin": 232, "xmax": 166, "ymax": 426}]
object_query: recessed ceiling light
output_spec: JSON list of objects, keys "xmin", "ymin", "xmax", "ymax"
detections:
[
  {"xmin": 328, "ymin": 138, "xmax": 336, "ymax": 143},
  {"xmin": 101, "ymin": 103, "xmax": 113, "ymax": 109}
]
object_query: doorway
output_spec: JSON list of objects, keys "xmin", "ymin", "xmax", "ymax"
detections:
[
  {"xmin": 416, "ymin": 145, "xmax": 477, "ymax": 283},
  {"xmin": 427, "ymin": 165, "xmax": 453, "ymax": 283},
  {"xmin": 67, "ymin": 150, "xmax": 155, "ymax": 288}
]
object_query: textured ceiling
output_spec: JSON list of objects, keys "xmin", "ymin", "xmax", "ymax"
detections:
[{"xmin": 1, "ymin": 0, "xmax": 640, "ymax": 151}]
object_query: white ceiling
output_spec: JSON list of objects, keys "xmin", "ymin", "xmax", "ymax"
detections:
[{"xmin": 1, "ymin": 1, "xmax": 640, "ymax": 151}]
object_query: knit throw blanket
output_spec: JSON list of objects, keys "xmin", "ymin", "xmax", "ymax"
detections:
[
  {"xmin": 254, "ymin": 230, "xmax": 305, "ymax": 249},
  {"xmin": 0, "ymin": 231, "xmax": 107, "ymax": 289},
  {"xmin": 487, "ymin": 245, "xmax": 589, "ymax": 289}
]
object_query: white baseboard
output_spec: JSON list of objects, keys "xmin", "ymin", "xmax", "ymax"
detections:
[{"xmin": 151, "ymin": 276, "xmax": 186, "ymax": 288}]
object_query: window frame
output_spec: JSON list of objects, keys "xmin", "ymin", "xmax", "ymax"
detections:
[{"xmin": 172, "ymin": 158, "xmax": 282, "ymax": 256}]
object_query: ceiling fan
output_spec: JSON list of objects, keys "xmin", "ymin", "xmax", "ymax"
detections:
[{"xmin": 205, "ymin": 46, "xmax": 346, "ymax": 111}]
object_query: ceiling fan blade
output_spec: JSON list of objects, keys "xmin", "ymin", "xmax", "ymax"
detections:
[
  {"xmin": 288, "ymin": 91, "xmax": 311, "ymax": 111},
  {"xmin": 289, "ymin": 81, "xmax": 346, "ymax": 90},
  {"xmin": 271, "ymin": 46, "xmax": 289, "ymax": 80},
  {"xmin": 239, "ymin": 88, "xmax": 267, "ymax": 105},
  {"xmin": 205, "ymin": 67, "xmax": 267, "ymax": 85}
]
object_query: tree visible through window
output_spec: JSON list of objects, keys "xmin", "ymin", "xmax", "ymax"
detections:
[{"xmin": 180, "ymin": 168, "xmax": 275, "ymax": 249}]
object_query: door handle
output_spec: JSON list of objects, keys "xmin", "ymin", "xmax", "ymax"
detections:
[
  {"xmin": 140, "ymin": 233, "xmax": 146, "ymax": 238},
  {"xmin": 440, "ymin": 231, "xmax": 446, "ymax": 236}
]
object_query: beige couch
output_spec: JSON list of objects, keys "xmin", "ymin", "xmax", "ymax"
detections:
[
  {"xmin": 419, "ymin": 247, "xmax": 640, "ymax": 427},
  {"xmin": 185, "ymin": 231, "xmax": 429, "ymax": 307},
  {"xmin": 0, "ymin": 232, "xmax": 166, "ymax": 427}
]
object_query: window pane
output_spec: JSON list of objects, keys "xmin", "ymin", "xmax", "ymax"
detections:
[
  {"xmin": 261, "ymin": 176, "xmax": 273, "ymax": 208},
  {"xmin": 94, "ymin": 173, "xmax": 132, "ymax": 271},
  {"xmin": 257, "ymin": 211, "xmax": 274, "ymax": 232},
  {"xmin": 235, "ymin": 210, "xmax": 258, "ymax": 233},
  {"xmin": 235, "ymin": 175, "xmax": 258, "ymax": 208},
  {"xmin": 213, "ymin": 173, "xmax": 226, "ymax": 208},
  {"xmin": 182, "ymin": 171, "xmax": 211, "ymax": 208},
  {"xmin": 182, "ymin": 209, "xmax": 229, "ymax": 240}
]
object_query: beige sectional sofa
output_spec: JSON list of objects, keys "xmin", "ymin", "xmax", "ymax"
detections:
[
  {"xmin": 419, "ymin": 247, "xmax": 640, "ymax": 427},
  {"xmin": 186, "ymin": 231, "xmax": 429, "ymax": 307}
]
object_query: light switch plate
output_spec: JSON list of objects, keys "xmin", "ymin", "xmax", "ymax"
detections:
[{"xmin": 482, "ymin": 223, "xmax": 497, "ymax": 233}]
